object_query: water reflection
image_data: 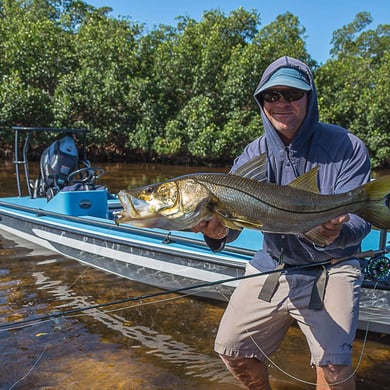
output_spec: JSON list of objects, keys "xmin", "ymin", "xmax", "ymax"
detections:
[{"xmin": 33, "ymin": 270, "xmax": 234, "ymax": 383}]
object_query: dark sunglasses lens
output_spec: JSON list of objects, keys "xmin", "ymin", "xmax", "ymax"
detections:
[
  {"xmin": 284, "ymin": 90, "xmax": 305, "ymax": 101},
  {"xmin": 262, "ymin": 91, "xmax": 281, "ymax": 102},
  {"xmin": 262, "ymin": 90, "xmax": 305, "ymax": 102}
]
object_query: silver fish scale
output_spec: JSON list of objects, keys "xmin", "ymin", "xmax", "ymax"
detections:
[{"xmin": 191, "ymin": 173, "xmax": 364, "ymax": 233}]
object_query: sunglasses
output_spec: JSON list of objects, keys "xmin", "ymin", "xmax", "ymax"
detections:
[{"xmin": 261, "ymin": 89, "xmax": 306, "ymax": 103}]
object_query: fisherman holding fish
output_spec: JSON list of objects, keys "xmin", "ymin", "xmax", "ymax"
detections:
[
  {"xmin": 117, "ymin": 55, "xmax": 390, "ymax": 388},
  {"xmin": 193, "ymin": 56, "xmax": 371, "ymax": 389}
]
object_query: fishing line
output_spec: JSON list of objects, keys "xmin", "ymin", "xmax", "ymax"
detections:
[
  {"xmin": 4, "ymin": 293, "xmax": 195, "ymax": 331},
  {"xmin": 67, "ymin": 292, "xmax": 195, "ymax": 321},
  {"xmin": 8, "ymin": 345, "xmax": 48, "ymax": 390},
  {"xmin": 219, "ymin": 281, "xmax": 378, "ymax": 388},
  {"xmin": 3, "ymin": 318, "xmax": 54, "ymax": 332},
  {"xmin": 2, "ymin": 264, "xmax": 385, "ymax": 388},
  {"xmin": 102, "ymin": 292, "xmax": 194, "ymax": 315},
  {"xmin": 0, "ymin": 260, "xmax": 338, "ymax": 332},
  {"xmin": 68, "ymin": 265, "xmax": 91, "ymax": 289},
  {"xmin": 0, "ymin": 248, "xmax": 386, "ymax": 332}
]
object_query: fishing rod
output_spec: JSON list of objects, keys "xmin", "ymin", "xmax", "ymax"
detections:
[{"xmin": 1, "ymin": 247, "xmax": 389, "ymax": 331}]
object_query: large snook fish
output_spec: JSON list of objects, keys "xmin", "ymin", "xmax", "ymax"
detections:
[{"xmin": 115, "ymin": 155, "xmax": 390, "ymax": 246}]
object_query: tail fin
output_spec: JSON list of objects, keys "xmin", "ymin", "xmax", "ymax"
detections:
[{"xmin": 359, "ymin": 176, "xmax": 390, "ymax": 229}]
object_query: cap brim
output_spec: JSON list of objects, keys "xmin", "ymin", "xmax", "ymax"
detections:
[{"xmin": 259, "ymin": 77, "xmax": 311, "ymax": 93}]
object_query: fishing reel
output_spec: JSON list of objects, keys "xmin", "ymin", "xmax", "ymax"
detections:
[{"xmin": 364, "ymin": 252, "xmax": 390, "ymax": 283}]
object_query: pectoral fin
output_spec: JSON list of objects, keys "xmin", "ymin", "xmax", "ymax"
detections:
[
  {"xmin": 219, "ymin": 217, "xmax": 243, "ymax": 231},
  {"xmin": 233, "ymin": 220, "xmax": 264, "ymax": 230},
  {"xmin": 213, "ymin": 209, "xmax": 263, "ymax": 231}
]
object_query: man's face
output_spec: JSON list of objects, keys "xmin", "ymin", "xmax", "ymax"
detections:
[{"xmin": 262, "ymin": 87, "xmax": 308, "ymax": 144}]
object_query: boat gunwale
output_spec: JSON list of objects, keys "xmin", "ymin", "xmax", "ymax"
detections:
[{"xmin": 0, "ymin": 198, "xmax": 251, "ymax": 268}]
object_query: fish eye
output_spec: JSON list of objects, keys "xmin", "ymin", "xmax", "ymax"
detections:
[{"xmin": 145, "ymin": 186, "xmax": 154, "ymax": 194}]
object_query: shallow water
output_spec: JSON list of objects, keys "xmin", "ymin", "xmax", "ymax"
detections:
[{"xmin": 0, "ymin": 162, "xmax": 389, "ymax": 389}]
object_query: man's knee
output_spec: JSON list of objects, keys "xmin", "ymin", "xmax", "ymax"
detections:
[
  {"xmin": 219, "ymin": 354, "xmax": 271, "ymax": 389},
  {"xmin": 317, "ymin": 364, "xmax": 355, "ymax": 387},
  {"xmin": 219, "ymin": 354, "xmax": 253, "ymax": 370}
]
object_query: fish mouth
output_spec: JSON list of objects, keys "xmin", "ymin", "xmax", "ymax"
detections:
[
  {"xmin": 115, "ymin": 190, "xmax": 180, "ymax": 229},
  {"xmin": 117, "ymin": 190, "xmax": 152, "ymax": 218},
  {"xmin": 114, "ymin": 190, "xmax": 162, "ymax": 227}
]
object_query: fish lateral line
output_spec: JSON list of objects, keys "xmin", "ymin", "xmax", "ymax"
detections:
[{"xmin": 197, "ymin": 178, "xmax": 363, "ymax": 216}]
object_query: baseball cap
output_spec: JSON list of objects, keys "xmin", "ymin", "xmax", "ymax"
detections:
[{"xmin": 258, "ymin": 67, "xmax": 311, "ymax": 93}]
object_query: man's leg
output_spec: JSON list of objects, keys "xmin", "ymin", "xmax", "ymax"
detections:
[
  {"xmin": 316, "ymin": 364, "xmax": 355, "ymax": 390},
  {"xmin": 215, "ymin": 264, "xmax": 292, "ymax": 389},
  {"xmin": 220, "ymin": 355, "xmax": 271, "ymax": 390},
  {"xmin": 289, "ymin": 261, "xmax": 362, "ymax": 390}
]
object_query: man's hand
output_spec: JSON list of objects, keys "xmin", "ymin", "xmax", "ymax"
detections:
[
  {"xmin": 314, "ymin": 214, "xmax": 350, "ymax": 245},
  {"xmin": 192, "ymin": 216, "xmax": 229, "ymax": 240}
]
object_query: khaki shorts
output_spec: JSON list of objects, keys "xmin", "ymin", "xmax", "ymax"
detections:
[{"xmin": 214, "ymin": 261, "xmax": 363, "ymax": 366}]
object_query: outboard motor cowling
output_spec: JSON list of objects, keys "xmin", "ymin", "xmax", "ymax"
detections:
[{"xmin": 39, "ymin": 135, "xmax": 78, "ymax": 198}]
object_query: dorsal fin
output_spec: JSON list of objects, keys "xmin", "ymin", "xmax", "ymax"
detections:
[
  {"xmin": 232, "ymin": 153, "xmax": 267, "ymax": 181},
  {"xmin": 288, "ymin": 167, "xmax": 320, "ymax": 193}
]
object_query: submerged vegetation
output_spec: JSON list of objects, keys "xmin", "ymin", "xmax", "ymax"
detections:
[{"xmin": 0, "ymin": 1, "xmax": 389, "ymax": 167}]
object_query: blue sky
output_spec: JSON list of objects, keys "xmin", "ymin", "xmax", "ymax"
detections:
[{"xmin": 87, "ymin": 0, "xmax": 388, "ymax": 64}]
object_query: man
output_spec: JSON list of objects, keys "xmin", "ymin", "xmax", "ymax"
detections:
[{"xmin": 193, "ymin": 56, "xmax": 371, "ymax": 389}]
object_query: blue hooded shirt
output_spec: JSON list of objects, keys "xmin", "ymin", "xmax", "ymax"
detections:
[{"xmin": 229, "ymin": 56, "xmax": 371, "ymax": 269}]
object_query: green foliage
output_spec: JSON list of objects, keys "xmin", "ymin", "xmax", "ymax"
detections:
[
  {"xmin": 329, "ymin": 12, "xmax": 372, "ymax": 58},
  {"xmin": 52, "ymin": 7, "xmax": 142, "ymax": 153},
  {"xmin": 0, "ymin": 1, "xmax": 389, "ymax": 167},
  {"xmin": 0, "ymin": 71, "xmax": 53, "ymax": 144},
  {"xmin": 254, "ymin": 12, "xmax": 314, "ymax": 68},
  {"xmin": 317, "ymin": 14, "xmax": 390, "ymax": 167}
]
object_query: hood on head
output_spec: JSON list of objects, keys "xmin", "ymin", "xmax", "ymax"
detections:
[
  {"xmin": 253, "ymin": 56, "xmax": 319, "ymax": 149},
  {"xmin": 257, "ymin": 67, "xmax": 312, "ymax": 94}
]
